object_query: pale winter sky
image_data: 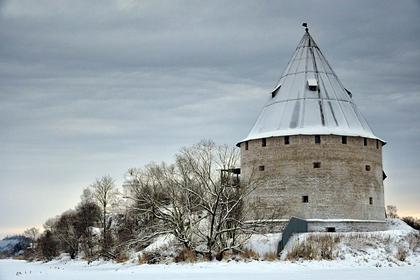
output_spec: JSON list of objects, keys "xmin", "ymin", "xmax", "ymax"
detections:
[{"xmin": 1, "ymin": 0, "xmax": 419, "ymax": 238}]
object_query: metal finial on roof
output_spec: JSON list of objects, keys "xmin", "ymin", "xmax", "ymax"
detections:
[{"xmin": 302, "ymin": 22, "xmax": 309, "ymax": 32}]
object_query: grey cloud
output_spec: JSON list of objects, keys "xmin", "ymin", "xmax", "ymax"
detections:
[{"xmin": 1, "ymin": 0, "xmax": 420, "ymax": 236}]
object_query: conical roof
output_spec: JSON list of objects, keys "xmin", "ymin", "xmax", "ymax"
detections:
[{"xmin": 238, "ymin": 27, "xmax": 382, "ymax": 145}]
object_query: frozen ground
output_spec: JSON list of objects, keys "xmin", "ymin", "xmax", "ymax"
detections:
[
  {"xmin": 1, "ymin": 258, "xmax": 420, "ymax": 280},
  {"xmin": 1, "ymin": 220, "xmax": 418, "ymax": 279}
]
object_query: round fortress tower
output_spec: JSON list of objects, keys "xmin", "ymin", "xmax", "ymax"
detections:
[{"xmin": 237, "ymin": 26, "xmax": 386, "ymax": 231}]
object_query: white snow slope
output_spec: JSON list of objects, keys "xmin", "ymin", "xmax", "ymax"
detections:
[
  {"xmin": 0, "ymin": 239, "xmax": 20, "ymax": 252},
  {"xmin": 1, "ymin": 219, "xmax": 418, "ymax": 280}
]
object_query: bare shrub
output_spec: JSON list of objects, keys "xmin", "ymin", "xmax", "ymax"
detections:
[
  {"xmin": 386, "ymin": 205, "xmax": 398, "ymax": 218},
  {"xmin": 174, "ymin": 248, "xmax": 197, "ymax": 263},
  {"xmin": 286, "ymin": 242, "xmax": 316, "ymax": 260},
  {"xmin": 286, "ymin": 234, "xmax": 339, "ymax": 261},
  {"xmin": 138, "ymin": 253, "xmax": 146, "ymax": 264},
  {"xmin": 402, "ymin": 216, "xmax": 420, "ymax": 230},
  {"xmin": 115, "ymin": 252, "xmax": 129, "ymax": 263},
  {"xmin": 318, "ymin": 235, "xmax": 337, "ymax": 260},
  {"xmin": 221, "ymin": 249, "xmax": 234, "ymax": 260},
  {"xmin": 408, "ymin": 232, "xmax": 420, "ymax": 252},
  {"xmin": 263, "ymin": 252, "xmax": 278, "ymax": 261},
  {"xmin": 83, "ymin": 255, "xmax": 94, "ymax": 263},
  {"xmin": 138, "ymin": 251, "xmax": 162, "ymax": 264},
  {"xmin": 240, "ymin": 249, "xmax": 260, "ymax": 260},
  {"xmin": 395, "ymin": 245, "xmax": 408, "ymax": 261}
]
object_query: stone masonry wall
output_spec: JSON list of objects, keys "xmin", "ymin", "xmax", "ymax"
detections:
[
  {"xmin": 240, "ymin": 135, "xmax": 385, "ymax": 222},
  {"xmin": 307, "ymin": 220, "xmax": 387, "ymax": 232}
]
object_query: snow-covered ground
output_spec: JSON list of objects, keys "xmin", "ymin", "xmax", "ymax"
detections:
[
  {"xmin": 1, "ymin": 219, "xmax": 418, "ymax": 279},
  {"xmin": 0, "ymin": 258, "xmax": 419, "ymax": 280}
]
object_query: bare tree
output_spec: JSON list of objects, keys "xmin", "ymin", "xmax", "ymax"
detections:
[
  {"xmin": 75, "ymin": 200, "xmax": 101, "ymax": 258},
  {"xmin": 23, "ymin": 227, "xmax": 39, "ymax": 243},
  {"xmin": 401, "ymin": 216, "xmax": 420, "ymax": 230},
  {"xmin": 387, "ymin": 205, "xmax": 399, "ymax": 219},
  {"xmin": 23, "ymin": 227, "xmax": 40, "ymax": 258},
  {"xmin": 53, "ymin": 210, "xmax": 79, "ymax": 259},
  {"xmin": 38, "ymin": 230, "xmax": 59, "ymax": 261},
  {"xmin": 91, "ymin": 175, "xmax": 118, "ymax": 258},
  {"xmin": 124, "ymin": 140, "xmax": 258, "ymax": 260},
  {"xmin": 124, "ymin": 163, "xmax": 196, "ymax": 249},
  {"xmin": 80, "ymin": 187, "xmax": 95, "ymax": 204},
  {"xmin": 177, "ymin": 140, "xmax": 256, "ymax": 259},
  {"xmin": 43, "ymin": 216, "xmax": 59, "ymax": 232}
]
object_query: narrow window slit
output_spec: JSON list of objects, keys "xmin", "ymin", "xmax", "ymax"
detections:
[
  {"xmin": 326, "ymin": 227, "xmax": 336, "ymax": 232},
  {"xmin": 271, "ymin": 85, "xmax": 281, "ymax": 98},
  {"xmin": 313, "ymin": 162, "xmax": 321, "ymax": 168}
]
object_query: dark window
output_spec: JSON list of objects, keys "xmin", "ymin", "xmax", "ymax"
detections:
[
  {"xmin": 309, "ymin": 85, "xmax": 317, "ymax": 91},
  {"xmin": 284, "ymin": 136, "xmax": 290, "ymax": 145},
  {"xmin": 315, "ymin": 135, "xmax": 321, "ymax": 144},
  {"xmin": 365, "ymin": 165, "xmax": 371, "ymax": 171},
  {"xmin": 271, "ymin": 85, "xmax": 281, "ymax": 98},
  {"xmin": 259, "ymin": 165, "xmax": 265, "ymax": 171},
  {"xmin": 376, "ymin": 140, "xmax": 379, "ymax": 149},
  {"xmin": 302, "ymin": 196, "xmax": 309, "ymax": 203},
  {"xmin": 262, "ymin": 138, "xmax": 266, "ymax": 147},
  {"xmin": 342, "ymin": 136, "xmax": 347, "ymax": 144},
  {"xmin": 364, "ymin": 138, "xmax": 367, "ymax": 146},
  {"xmin": 313, "ymin": 162, "xmax": 321, "ymax": 168},
  {"xmin": 369, "ymin": 197, "xmax": 373, "ymax": 205},
  {"xmin": 245, "ymin": 141, "xmax": 248, "ymax": 150},
  {"xmin": 345, "ymin": 88, "xmax": 352, "ymax": 98},
  {"xmin": 326, "ymin": 227, "xmax": 336, "ymax": 232}
]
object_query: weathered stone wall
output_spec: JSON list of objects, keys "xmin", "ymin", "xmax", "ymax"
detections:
[
  {"xmin": 245, "ymin": 219, "xmax": 385, "ymax": 234},
  {"xmin": 240, "ymin": 135, "xmax": 385, "ymax": 222},
  {"xmin": 244, "ymin": 220, "xmax": 288, "ymax": 234},
  {"xmin": 307, "ymin": 220, "xmax": 386, "ymax": 232}
]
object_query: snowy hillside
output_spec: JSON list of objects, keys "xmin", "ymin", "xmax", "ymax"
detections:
[
  {"xmin": 0, "ymin": 219, "xmax": 418, "ymax": 280},
  {"xmin": 125, "ymin": 219, "xmax": 420, "ymax": 264},
  {"xmin": 279, "ymin": 219, "xmax": 419, "ymax": 265},
  {"xmin": 0, "ymin": 239, "xmax": 20, "ymax": 252},
  {"xmin": 0, "ymin": 236, "xmax": 30, "ymax": 256},
  {"xmin": 118, "ymin": 219, "xmax": 420, "ymax": 267}
]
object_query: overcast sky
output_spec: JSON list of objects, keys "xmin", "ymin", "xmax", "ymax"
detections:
[{"xmin": 1, "ymin": 0, "xmax": 419, "ymax": 238}]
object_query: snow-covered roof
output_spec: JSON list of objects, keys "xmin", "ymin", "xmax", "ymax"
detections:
[{"xmin": 238, "ymin": 28, "xmax": 383, "ymax": 145}]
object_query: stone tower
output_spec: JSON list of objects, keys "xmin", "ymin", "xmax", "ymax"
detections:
[{"xmin": 238, "ymin": 26, "xmax": 386, "ymax": 232}]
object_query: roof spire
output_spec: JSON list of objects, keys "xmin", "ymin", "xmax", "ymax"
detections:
[
  {"xmin": 237, "ymin": 25, "xmax": 382, "ymax": 145},
  {"xmin": 302, "ymin": 22, "xmax": 309, "ymax": 33}
]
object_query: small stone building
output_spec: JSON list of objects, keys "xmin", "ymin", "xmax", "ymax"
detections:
[{"xmin": 237, "ymin": 26, "xmax": 387, "ymax": 232}]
